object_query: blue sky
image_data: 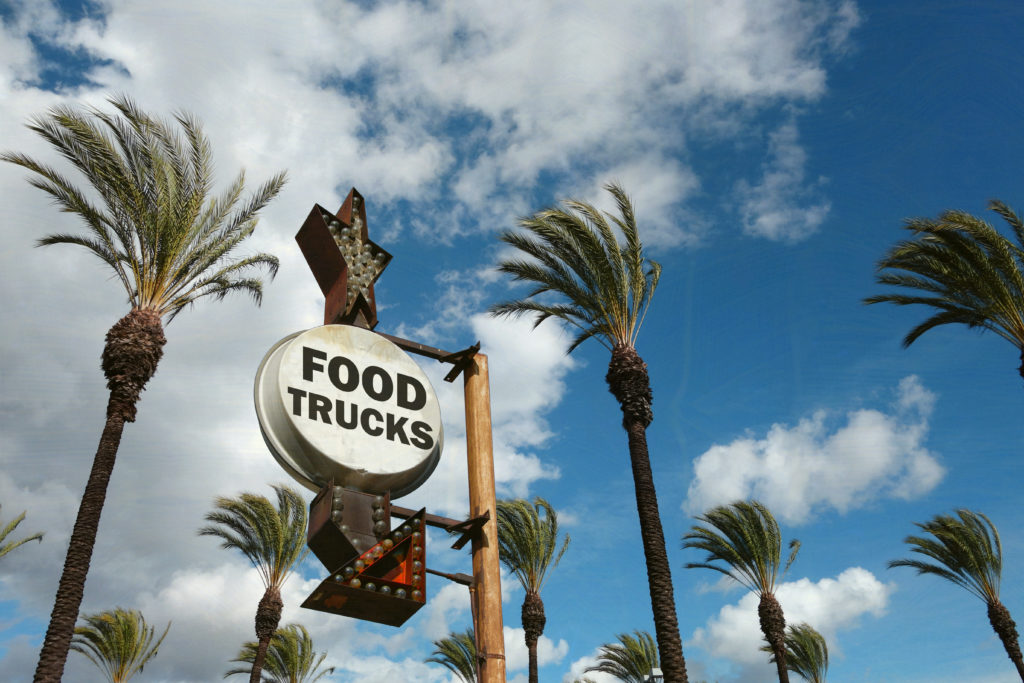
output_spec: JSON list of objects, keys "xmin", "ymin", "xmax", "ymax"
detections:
[{"xmin": 1, "ymin": 1, "xmax": 1023, "ymax": 681}]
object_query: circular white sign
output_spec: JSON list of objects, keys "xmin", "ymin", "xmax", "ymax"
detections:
[{"xmin": 254, "ymin": 325, "xmax": 443, "ymax": 498}]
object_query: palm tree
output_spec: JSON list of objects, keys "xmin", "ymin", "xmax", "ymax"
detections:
[
  {"xmin": 225, "ymin": 623, "xmax": 334, "ymax": 683},
  {"xmin": 759, "ymin": 623, "xmax": 828, "ymax": 683},
  {"xmin": 200, "ymin": 485, "xmax": 309, "ymax": 683},
  {"xmin": 489, "ymin": 183, "xmax": 687, "ymax": 681},
  {"xmin": 584, "ymin": 630, "xmax": 659, "ymax": 683},
  {"xmin": 3, "ymin": 95, "xmax": 285, "ymax": 682},
  {"xmin": 682, "ymin": 501, "xmax": 800, "ymax": 683},
  {"xmin": 0, "ymin": 504, "xmax": 43, "ymax": 559},
  {"xmin": 496, "ymin": 496, "xmax": 570, "ymax": 683},
  {"xmin": 70, "ymin": 607, "xmax": 170, "ymax": 683},
  {"xmin": 890, "ymin": 509, "xmax": 1024, "ymax": 681},
  {"xmin": 865, "ymin": 200, "xmax": 1024, "ymax": 381},
  {"xmin": 426, "ymin": 628, "xmax": 477, "ymax": 683}
]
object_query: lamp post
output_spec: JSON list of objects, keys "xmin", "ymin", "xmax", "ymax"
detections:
[{"xmin": 644, "ymin": 668, "xmax": 664, "ymax": 683}]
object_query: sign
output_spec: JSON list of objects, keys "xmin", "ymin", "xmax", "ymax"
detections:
[{"xmin": 255, "ymin": 325, "xmax": 443, "ymax": 498}]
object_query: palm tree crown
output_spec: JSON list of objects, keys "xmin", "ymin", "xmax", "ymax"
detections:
[
  {"xmin": 865, "ymin": 200, "xmax": 1024, "ymax": 380},
  {"xmin": 3, "ymin": 95, "xmax": 284, "ymax": 320},
  {"xmin": 426, "ymin": 628, "xmax": 477, "ymax": 683},
  {"xmin": 225, "ymin": 623, "xmax": 334, "ymax": 683},
  {"xmin": 0, "ymin": 504, "xmax": 43, "ymax": 560},
  {"xmin": 584, "ymin": 630, "xmax": 659, "ymax": 683},
  {"xmin": 683, "ymin": 501, "xmax": 800, "ymax": 683},
  {"xmin": 683, "ymin": 501, "xmax": 800, "ymax": 596},
  {"xmin": 890, "ymin": 508, "xmax": 1001, "ymax": 603},
  {"xmin": 760, "ymin": 623, "xmax": 829, "ymax": 683},
  {"xmin": 200, "ymin": 485, "xmax": 308, "ymax": 683},
  {"xmin": 496, "ymin": 496, "xmax": 570, "ymax": 683},
  {"xmin": 490, "ymin": 182, "xmax": 660, "ymax": 353},
  {"xmin": 890, "ymin": 509, "xmax": 1024, "ymax": 681},
  {"xmin": 489, "ymin": 184, "xmax": 687, "ymax": 682},
  {"xmin": 5, "ymin": 95, "xmax": 285, "ymax": 683},
  {"xmin": 70, "ymin": 607, "xmax": 169, "ymax": 683}
]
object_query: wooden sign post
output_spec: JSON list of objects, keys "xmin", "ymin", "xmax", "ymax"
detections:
[{"xmin": 289, "ymin": 188, "xmax": 506, "ymax": 681}]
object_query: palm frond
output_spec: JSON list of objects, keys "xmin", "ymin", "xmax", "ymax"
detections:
[
  {"xmin": 426, "ymin": 628, "xmax": 477, "ymax": 683},
  {"xmin": 682, "ymin": 500, "xmax": 798, "ymax": 596},
  {"xmin": 760, "ymin": 622, "xmax": 828, "ymax": 683},
  {"xmin": 225, "ymin": 623, "xmax": 334, "ymax": 682},
  {"xmin": 70, "ymin": 607, "xmax": 169, "ymax": 683},
  {"xmin": 0, "ymin": 505, "xmax": 44, "ymax": 559},
  {"xmin": 496, "ymin": 497, "xmax": 570, "ymax": 593},
  {"xmin": 489, "ymin": 182, "xmax": 660, "ymax": 352},
  {"xmin": 584, "ymin": 630, "xmax": 659, "ymax": 683},
  {"xmin": 866, "ymin": 203, "xmax": 1024, "ymax": 356},
  {"xmin": 889, "ymin": 509, "xmax": 1002, "ymax": 604},
  {"xmin": 199, "ymin": 485, "xmax": 308, "ymax": 589},
  {"xmin": 2, "ymin": 94, "xmax": 284, "ymax": 320}
]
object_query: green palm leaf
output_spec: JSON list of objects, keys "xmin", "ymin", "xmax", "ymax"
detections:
[
  {"xmin": 70, "ymin": 607, "xmax": 170, "ymax": 683},
  {"xmin": 0, "ymin": 504, "xmax": 43, "ymax": 560},
  {"xmin": 225, "ymin": 623, "xmax": 334, "ymax": 682},
  {"xmin": 584, "ymin": 630, "xmax": 659, "ymax": 683},
  {"xmin": 866, "ymin": 201, "xmax": 1024, "ymax": 380},
  {"xmin": 760, "ymin": 623, "xmax": 829, "ymax": 683},
  {"xmin": 426, "ymin": 628, "xmax": 477, "ymax": 683}
]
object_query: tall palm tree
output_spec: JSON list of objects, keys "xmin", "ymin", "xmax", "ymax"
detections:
[
  {"xmin": 760, "ymin": 623, "xmax": 829, "ymax": 683},
  {"xmin": 200, "ymin": 485, "xmax": 309, "ymax": 683},
  {"xmin": 0, "ymin": 504, "xmax": 43, "ymax": 559},
  {"xmin": 426, "ymin": 628, "xmax": 477, "ymax": 683},
  {"xmin": 584, "ymin": 630, "xmax": 659, "ymax": 683},
  {"xmin": 489, "ymin": 183, "xmax": 687, "ymax": 681},
  {"xmin": 682, "ymin": 501, "xmax": 800, "ymax": 683},
  {"xmin": 865, "ymin": 200, "xmax": 1024, "ymax": 381},
  {"xmin": 890, "ymin": 509, "xmax": 1024, "ymax": 681},
  {"xmin": 496, "ymin": 496, "xmax": 570, "ymax": 683},
  {"xmin": 225, "ymin": 623, "xmax": 334, "ymax": 683},
  {"xmin": 3, "ymin": 95, "xmax": 285, "ymax": 682},
  {"xmin": 70, "ymin": 607, "xmax": 170, "ymax": 683}
]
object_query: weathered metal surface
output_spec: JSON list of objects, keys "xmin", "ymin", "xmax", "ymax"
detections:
[{"xmin": 295, "ymin": 188, "xmax": 392, "ymax": 329}]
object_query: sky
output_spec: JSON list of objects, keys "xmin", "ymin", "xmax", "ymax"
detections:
[{"xmin": 1, "ymin": 1, "xmax": 1023, "ymax": 682}]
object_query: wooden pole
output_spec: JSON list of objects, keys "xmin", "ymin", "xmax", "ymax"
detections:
[{"xmin": 463, "ymin": 353, "xmax": 506, "ymax": 683}]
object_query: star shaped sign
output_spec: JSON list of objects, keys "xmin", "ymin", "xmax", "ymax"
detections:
[{"xmin": 296, "ymin": 188, "xmax": 392, "ymax": 329}]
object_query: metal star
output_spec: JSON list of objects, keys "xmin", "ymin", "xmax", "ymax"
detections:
[{"xmin": 295, "ymin": 188, "xmax": 392, "ymax": 329}]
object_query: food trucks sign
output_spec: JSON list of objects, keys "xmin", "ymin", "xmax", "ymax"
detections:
[{"xmin": 254, "ymin": 324, "xmax": 443, "ymax": 498}]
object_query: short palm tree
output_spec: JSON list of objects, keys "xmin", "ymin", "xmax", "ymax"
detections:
[
  {"xmin": 225, "ymin": 623, "xmax": 334, "ymax": 683},
  {"xmin": 489, "ymin": 183, "xmax": 687, "ymax": 682},
  {"xmin": 426, "ymin": 627, "xmax": 477, "ymax": 683},
  {"xmin": 865, "ymin": 200, "xmax": 1024, "ymax": 381},
  {"xmin": 200, "ymin": 485, "xmax": 309, "ymax": 683},
  {"xmin": 760, "ymin": 623, "xmax": 828, "ymax": 683},
  {"xmin": 584, "ymin": 630, "xmax": 659, "ymax": 683},
  {"xmin": 3, "ymin": 95, "xmax": 285, "ymax": 682},
  {"xmin": 683, "ymin": 501, "xmax": 800, "ymax": 683},
  {"xmin": 70, "ymin": 607, "xmax": 170, "ymax": 683},
  {"xmin": 890, "ymin": 509, "xmax": 1024, "ymax": 681},
  {"xmin": 496, "ymin": 496, "xmax": 570, "ymax": 683},
  {"xmin": 0, "ymin": 504, "xmax": 43, "ymax": 559}
]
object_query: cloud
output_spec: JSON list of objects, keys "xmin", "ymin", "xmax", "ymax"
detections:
[
  {"xmin": 504, "ymin": 626, "xmax": 569, "ymax": 673},
  {"xmin": 689, "ymin": 567, "xmax": 893, "ymax": 673},
  {"xmin": 736, "ymin": 120, "xmax": 831, "ymax": 241},
  {"xmin": 684, "ymin": 376, "xmax": 945, "ymax": 524}
]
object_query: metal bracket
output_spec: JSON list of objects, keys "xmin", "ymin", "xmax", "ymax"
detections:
[
  {"xmin": 375, "ymin": 332, "xmax": 480, "ymax": 383},
  {"xmin": 446, "ymin": 510, "xmax": 490, "ymax": 551}
]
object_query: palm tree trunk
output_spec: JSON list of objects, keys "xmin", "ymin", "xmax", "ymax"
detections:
[
  {"xmin": 988, "ymin": 600, "xmax": 1024, "ymax": 681},
  {"xmin": 251, "ymin": 585, "xmax": 283, "ymax": 683},
  {"xmin": 758, "ymin": 593, "xmax": 789, "ymax": 683},
  {"xmin": 607, "ymin": 345, "xmax": 688, "ymax": 683},
  {"xmin": 33, "ymin": 412, "xmax": 126, "ymax": 682},
  {"xmin": 522, "ymin": 590, "xmax": 545, "ymax": 683},
  {"xmin": 33, "ymin": 309, "xmax": 165, "ymax": 682}
]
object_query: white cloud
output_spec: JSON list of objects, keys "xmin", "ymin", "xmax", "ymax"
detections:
[
  {"xmin": 689, "ymin": 567, "xmax": 893, "ymax": 671},
  {"xmin": 684, "ymin": 376, "xmax": 945, "ymax": 524},
  {"xmin": 504, "ymin": 626, "xmax": 570, "ymax": 673},
  {"xmin": 736, "ymin": 120, "xmax": 831, "ymax": 241}
]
